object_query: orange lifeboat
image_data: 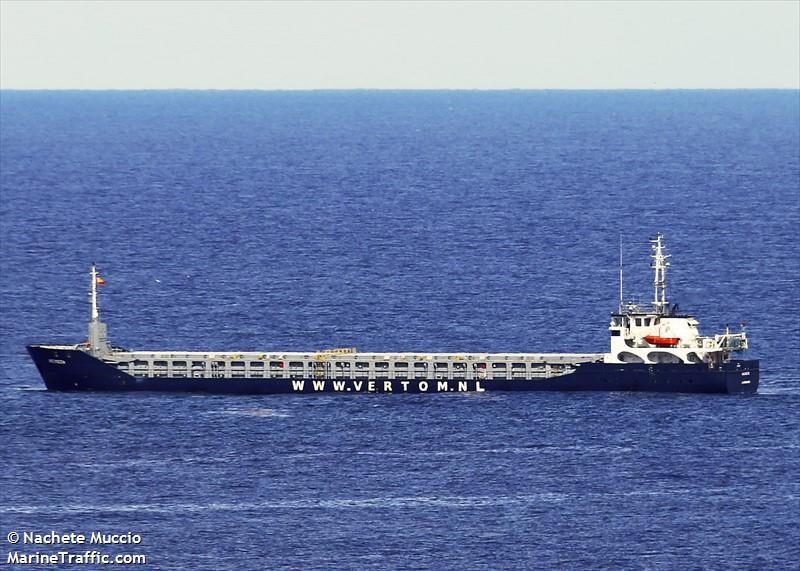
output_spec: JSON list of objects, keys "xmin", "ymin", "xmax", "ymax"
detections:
[{"xmin": 644, "ymin": 335, "xmax": 680, "ymax": 348}]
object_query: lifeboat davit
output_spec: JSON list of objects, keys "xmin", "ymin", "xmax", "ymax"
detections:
[{"xmin": 644, "ymin": 335, "xmax": 680, "ymax": 348}]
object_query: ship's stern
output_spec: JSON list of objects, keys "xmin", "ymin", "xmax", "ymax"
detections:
[{"xmin": 724, "ymin": 359, "xmax": 759, "ymax": 394}]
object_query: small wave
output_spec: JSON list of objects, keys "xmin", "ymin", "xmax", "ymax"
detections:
[
  {"xmin": 0, "ymin": 493, "xmax": 569, "ymax": 515},
  {"xmin": 7, "ymin": 485, "xmax": 794, "ymax": 516},
  {"xmin": 286, "ymin": 444, "xmax": 633, "ymax": 460},
  {"xmin": 757, "ymin": 387, "xmax": 800, "ymax": 396},
  {"xmin": 212, "ymin": 407, "xmax": 291, "ymax": 418},
  {"xmin": 73, "ymin": 458, "xmax": 194, "ymax": 469}
]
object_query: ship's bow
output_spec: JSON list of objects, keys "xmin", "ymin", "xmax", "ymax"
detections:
[{"xmin": 27, "ymin": 345, "xmax": 103, "ymax": 391}]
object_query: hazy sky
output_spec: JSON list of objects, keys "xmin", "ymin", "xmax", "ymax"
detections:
[{"xmin": 1, "ymin": 0, "xmax": 798, "ymax": 89}]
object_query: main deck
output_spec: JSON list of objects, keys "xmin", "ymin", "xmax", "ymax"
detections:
[{"xmin": 42, "ymin": 346, "xmax": 605, "ymax": 382}]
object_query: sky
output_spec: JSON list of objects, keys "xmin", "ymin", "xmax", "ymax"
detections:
[{"xmin": 1, "ymin": 0, "xmax": 798, "ymax": 90}]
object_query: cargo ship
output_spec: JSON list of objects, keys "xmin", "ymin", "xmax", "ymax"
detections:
[{"xmin": 27, "ymin": 235, "xmax": 758, "ymax": 394}]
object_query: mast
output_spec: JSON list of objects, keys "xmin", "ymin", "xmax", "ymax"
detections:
[
  {"xmin": 619, "ymin": 235, "xmax": 624, "ymax": 313},
  {"xmin": 87, "ymin": 264, "xmax": 110, "ymax": 355},
  {"xmin": 90, "ymin": 264, "xmax": 99, "ymax": 321},
  {"xmin": 650, "ymin": 233, "xmax": 670, "ymax": 314}
]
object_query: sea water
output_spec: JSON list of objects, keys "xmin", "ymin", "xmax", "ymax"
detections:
[{"xmin": 1, "ymin": 90, "xmax": 798, "ymax": 569}]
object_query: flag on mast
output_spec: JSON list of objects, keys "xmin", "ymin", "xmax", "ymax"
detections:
[{"xmin": 96, "ymin": 276, "xmax": 106, "ymax": 285}]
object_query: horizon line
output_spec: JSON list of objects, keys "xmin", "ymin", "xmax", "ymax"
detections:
[{"xmin": 2, "ymin": 87, "xmax": 799, "ymax": 92}]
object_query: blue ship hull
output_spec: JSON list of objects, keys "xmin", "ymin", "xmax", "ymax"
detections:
[{"xmin": 27, "ymin": 346, "xmax": 759, "ymax": 395}]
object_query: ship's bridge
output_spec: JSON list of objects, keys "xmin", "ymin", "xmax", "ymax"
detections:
[
  {"xmin": 603, "ymin": 234, "xmax": 748, "ymax": 365},
  {"xmin": 604, "ymin": 307, "xmax": 747, "ymax": 365},
  {"xmin": 606, "ymin": 305, "xmax": 704, "ymax": 364},
  {"xmin": 611, "ymin": 308, "xmax": 702, "ymax": 349}
]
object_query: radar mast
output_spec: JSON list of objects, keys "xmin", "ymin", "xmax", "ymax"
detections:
[
  {"xmin": 619, "ymin": 234, "xmax": 624, "ymax": 313},
  {"xmin": 650, "ymin": 233, "xmax": 670, "ymax": 314}
]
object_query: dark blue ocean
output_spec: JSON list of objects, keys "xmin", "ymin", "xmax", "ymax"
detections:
[{"xmin": 1, "ymin": 91, "xmax": 798, "ymax": 570}]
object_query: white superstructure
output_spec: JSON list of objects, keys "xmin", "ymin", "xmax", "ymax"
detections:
[{"xmin": 604, "ymin": 234, "xmax": 747, "ymax": 365}]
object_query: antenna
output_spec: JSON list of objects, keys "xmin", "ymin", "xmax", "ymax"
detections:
[{"xmin": 619, "ymin": 234, "xmax": 624, "ymax": 313}]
